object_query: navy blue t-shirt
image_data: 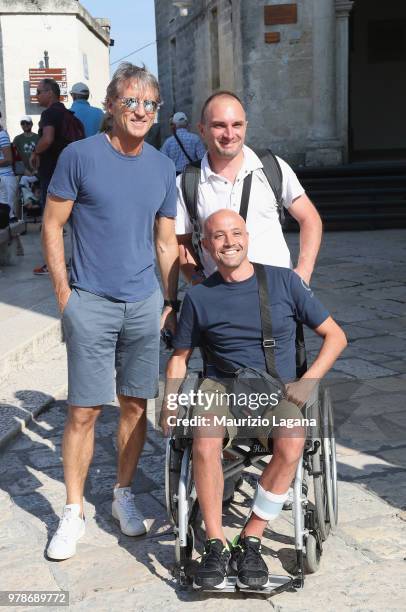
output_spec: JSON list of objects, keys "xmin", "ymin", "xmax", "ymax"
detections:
[
  {"xmin": 48, "ymin": 133, "xmax": 176, "ymax": 301},
  {"xmin": 174, "ymin": 266, "xmax": 330, "ymax": 383}
]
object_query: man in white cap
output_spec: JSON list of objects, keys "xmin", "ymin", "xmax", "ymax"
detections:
[
  {"xmin": 70, "ymin": 82, "xmax": 104, "ymax": 138},
  {"xmin": 13, "ymin": 115, "xmax": 39, "ymax": 174},
  {"xmin": 161, "ymin": 111, "xmax": 205, "ymax": 174}
]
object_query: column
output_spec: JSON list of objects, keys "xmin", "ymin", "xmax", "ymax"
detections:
[
  {"xmin": 335, "ymin": 0, "xmax": 354, "ymax": 163},
  {"xmin": 305, "ymin": 0, "xmax": 342, "ymax": 167}
]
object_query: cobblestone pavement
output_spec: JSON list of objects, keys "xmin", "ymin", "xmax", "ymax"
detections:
[{"xmin": 1, "ymin": 230, "xmax": 406, "ymax": 611}]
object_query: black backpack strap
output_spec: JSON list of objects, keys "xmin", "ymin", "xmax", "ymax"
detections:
[
  {"xmin": 202, "ymin": 263, "xmax": 281, "ymax": 382},
  {"xmin": 239, "ymin": 172, "xmax": 253, "ymax": 222},
  {"xmin": 255, "ymin": 148, "xmax": 284, "ymax": 225},
  {"xmin": 253, "ymin": 262, "xmax": 280, "ymax": 381},
  {"xmin": 201, "ymin": 344, "xmax": 239, "ymax": 376},
  {"xmin": 181, "ymin": 162, "xmax": 201, "ymax": 221},
  {"xmin": 295, "ymin": 322, "xmax": 308, "ymax": 378},
  {"xmin": 174, "ymin": 132, "xmax": 194, "ymax": 163},
  {"xmin": 180, "ymin": 162, "xmax": 204, "ymax": 271}
]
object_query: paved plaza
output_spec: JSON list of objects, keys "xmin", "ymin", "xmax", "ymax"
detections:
[{"xmin": 0, "ymin": 228, "xmax": 406, "ymax": 611}]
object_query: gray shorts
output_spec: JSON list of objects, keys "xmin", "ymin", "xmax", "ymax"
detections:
[{"xmin": 62, "ymin": 287, "xmax": 162, "ymax": 407}]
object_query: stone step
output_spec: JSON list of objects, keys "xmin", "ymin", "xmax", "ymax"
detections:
[
  {"xmin": 0, "ymin": 341, "xmax": 67, "ymax": 449},
  {"xmin": 0, "ymin": 225, "xmax": 63, "ymax": 386},
  {"xmin": 0, "ymin": 296, "xmax": 62, "ymax": 386}
]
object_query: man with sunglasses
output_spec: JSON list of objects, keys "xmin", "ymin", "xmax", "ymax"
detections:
[
  {"xmin": 43, "ymin": 63, "xmax": 179, "ymax": 561},
  {"xmin": 13, "ymin": 116, "xmax": 39, "ymax": 174}
]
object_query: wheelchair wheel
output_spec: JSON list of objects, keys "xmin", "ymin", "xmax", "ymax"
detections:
[
  {"xmin": 312, "ymin": 387, "xmax": 338, "ymax": 540},
  {"xmin": 165, "ymin": 372, "xmax": 200, "ymax": 526},
  {"xmin": 165, "ymin": 438, "xmax": 183, "ymax": 525},
  {"xmin": 304, "ymin": 533, "xmax": 321, "ymax": 574}
]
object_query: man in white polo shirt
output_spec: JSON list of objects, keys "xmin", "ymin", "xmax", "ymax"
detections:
[{"xmin": 175, "ymin": 91, "xmax": 322, "ymax": 284}]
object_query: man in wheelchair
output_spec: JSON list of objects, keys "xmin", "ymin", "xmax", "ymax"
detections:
[{"xmin": 161, "ymin": 209, "xmax": 347, "ymax": 590}]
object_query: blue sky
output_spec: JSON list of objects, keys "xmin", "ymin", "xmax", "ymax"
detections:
[{"xmin": 80, "ymin": 0, "xmax": 158, "ymax": 76}]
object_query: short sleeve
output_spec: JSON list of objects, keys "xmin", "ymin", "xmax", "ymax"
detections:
[
  {"xmin": 47, "ymin": 144, "xmax": 81, "ymax": 201},
  {"xmin": 0, "ymin": 131, "xmax": 11, "ymax": 148},
  {"xmin": 41, "ymin": 107, "xmax": 59, "ymax": 129},
  {"xmin": 157, "ymin": 163, "xmax": 177, "ymax": 218},
  {"xmin": 289, "ymin": 272, "xmax": 329, "ymax": 329},
  {"xmin": 277, "ymin": 156, "xmax": 305, "ymax": 209},
  {"xmin": 175, "ymin": 174, "xmax": 193, "ymax": 234},
  {"xmin": 173, "ymin": 293, "xmax": 202, "ymax": 349}
]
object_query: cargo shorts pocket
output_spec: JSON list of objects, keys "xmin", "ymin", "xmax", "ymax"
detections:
[
  {"xmin": 62, "ymin": 288, "xmax": 78, "ymax": 318},
  {"xmin": 61, "ymin": 288, "xmax": 80, "ymax": 341}
]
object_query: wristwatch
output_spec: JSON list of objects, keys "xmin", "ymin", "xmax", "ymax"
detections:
[{"xmin": 163, "ymin": 299, "xmax": 181, "ymax": 312}]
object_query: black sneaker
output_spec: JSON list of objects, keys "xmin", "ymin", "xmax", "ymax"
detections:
[
  {"xmin": 193, "ymin": 538, "xmax": 230, "ymax": 590},
  {"xmin": 230, "ymin": 535, "xmax": 269, "ymax": 589}
]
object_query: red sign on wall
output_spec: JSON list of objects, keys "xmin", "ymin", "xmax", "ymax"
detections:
[{"xmin": 29, "ymin": 68, "xmax": 68, "ymax": 103}]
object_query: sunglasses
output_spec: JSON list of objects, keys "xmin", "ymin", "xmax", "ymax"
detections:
[
  {"xmin": 21, "ymin": 121, "xmax": 32, "ymax": 126},
  {"xmin": 118, "ymin": 97, "xmax": 160, "ymax": 114}
]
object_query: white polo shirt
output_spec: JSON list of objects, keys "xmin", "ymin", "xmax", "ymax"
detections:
[{"xmin": 175, "ymin": 145, "xmax": 305, "ymax": 277}]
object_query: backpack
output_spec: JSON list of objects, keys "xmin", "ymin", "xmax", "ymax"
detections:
[
  {"xmin": 180, "ymin": 148, "xmax": 283, "ymax": 272},
  {"xmin": 60, "ymin": 109, "xmax": 85, "ymax": 144}
]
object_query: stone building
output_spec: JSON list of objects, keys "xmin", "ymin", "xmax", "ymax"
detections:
[
  {"xmin": 155, "ymin": 0, "xmax": 406, "ymax": 167},
  {"xmin": 0, "ymin": 0, "xmax": 110, "ymax": 138}
]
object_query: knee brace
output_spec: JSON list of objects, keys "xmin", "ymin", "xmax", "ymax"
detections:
[{"xmin": 251, "ymin": 483, "xmax": 289, "ymax": 521}]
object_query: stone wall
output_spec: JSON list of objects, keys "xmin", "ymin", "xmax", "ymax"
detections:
[
  {"xmin": 239, "ymin": 0, "xmax": 313, "ymax": 165},
  {"xmin": 155, "ymin": 0, "xmax": 243, "ymax": 141},
  {"xmin": 155, "ymin": 0, "xmax": 314, "ymax": 164}
]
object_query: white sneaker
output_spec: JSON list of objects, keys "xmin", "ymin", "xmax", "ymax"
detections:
[
  {"xmin": 47, "ymin": 504, "xmax": 85, "ymax": 560},
  {"xmin": 112, "ymin": 487, "xmax": 148, "ymax": 536}
]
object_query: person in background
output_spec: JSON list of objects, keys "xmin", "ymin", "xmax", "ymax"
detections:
[
  {"xmin": 0, "ymin": 113, "xmax": 18, "ymax": 222},
  {"xmin": 161, "ymin": 111, "xmax": 206, "ymax": 175},
  {"xmin": 13, "ymin": 116, "xmax": 39, "ymax": 174},
  {"xmin": 30, "ymin": 78, "xmax": 73, "ymax": 275},
  {"xmin": 70, "ymin": 82, "xmax": 104, "ymax": 138}
]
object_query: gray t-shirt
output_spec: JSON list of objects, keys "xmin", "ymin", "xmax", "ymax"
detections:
[{"xmin": 48, "ymin": 133, "xmax": 177, "ymax": 301}]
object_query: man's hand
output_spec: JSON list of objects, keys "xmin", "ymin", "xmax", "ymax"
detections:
[
  {"xmin": 284, "ymin": 378, "xmax": 317, "ymax": 408},
  {"xmin": 289, "ymin": 194, "xmax": 322, "ymax": 285},
  {"xmin": 30, "ymin": 152, "xmax": 40, "ymax": 171},
  {"xmin": 161, "ymin": 305, "xmax": 177, "ymax": 335},
  {"xmin": 57, "ymin": 287, "xmax": 72, "ymax": 314},
  {"xmin": 159, "ymin": 398, "xmax": 173, "ymax": 437},
  {"xmin": 293, "ymin": 265, "xmax": 312, "ymax": 285}
]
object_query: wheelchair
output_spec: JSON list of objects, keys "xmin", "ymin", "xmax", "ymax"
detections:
[{"xmin": 164, "ymin": 369, "xmax": 338, "ymax": 595}]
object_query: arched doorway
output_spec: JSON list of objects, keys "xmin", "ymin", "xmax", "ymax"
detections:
[{"xmin": 349, "ymin": 0, "xmax": 406, "ymax": 161}]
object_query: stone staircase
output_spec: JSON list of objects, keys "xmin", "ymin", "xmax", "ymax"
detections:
[{"xmin": 289, "ymin": 161, "xmax": 406, "ymax": 230}]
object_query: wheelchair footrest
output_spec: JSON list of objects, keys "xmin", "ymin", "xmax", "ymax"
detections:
[{"xmin": 195, "ymin": 574, "xmax": 294, "ymax": 594}]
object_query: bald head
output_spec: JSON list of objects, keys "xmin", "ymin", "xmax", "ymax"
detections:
[
  {"xmin": 204, "ymin": 209, "xmax": 245, "ymax": 237},
  {"xmin": 200, "ymin": 91, "xmax": 244, "ymax": 124},
  {"xmin": 202, "ymin": 209, "xmax": 249, "ymax": 272}
]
